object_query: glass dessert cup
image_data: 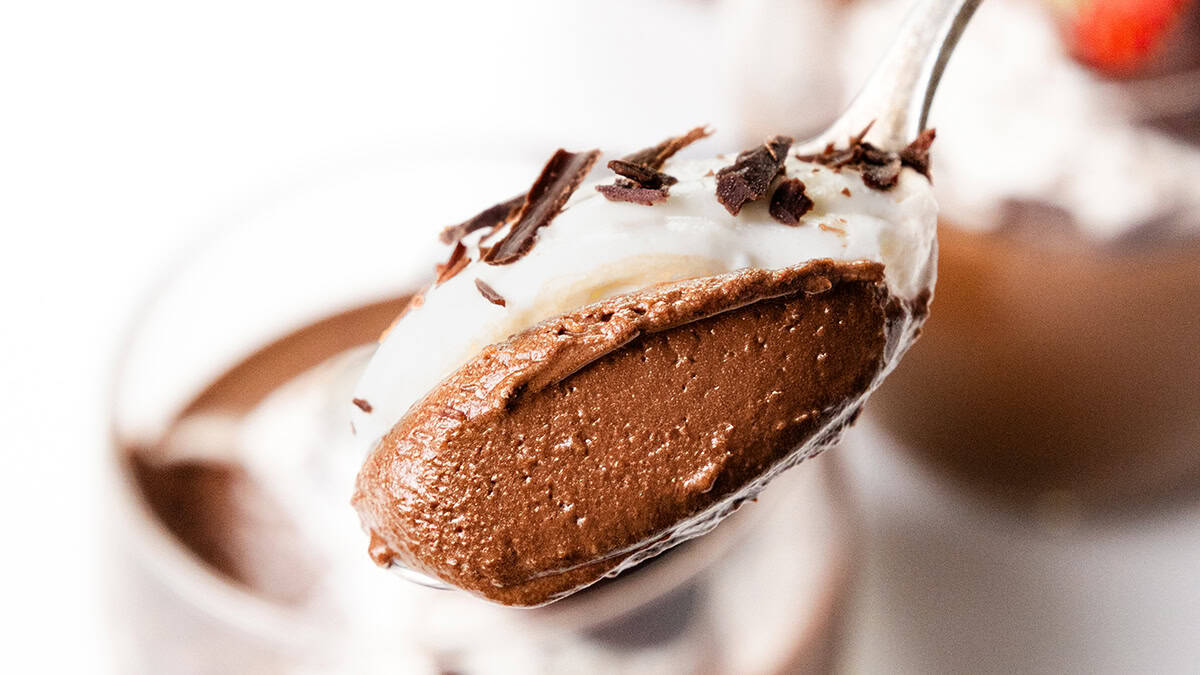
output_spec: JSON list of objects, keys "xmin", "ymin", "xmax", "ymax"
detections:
[
  {"xmin": 105, "ymin": 154, "xmax": 860, "ymax": 673},
  {"xmin": 868, "ymin": 224, "xmax": 1200, "ymax": 511},
  {"xmin": 863, "ymin": 1, "xmax": 1200, "ymax": 513},
  {"xmin": 729, "ymin": 0, "xmax": 1200, "ymax": 513}
]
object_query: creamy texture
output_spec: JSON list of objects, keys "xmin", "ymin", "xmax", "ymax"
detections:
[
  {"xmin": 351, "ymin": 155, "xmax": 937, "ymax": 454},
  {"xmin": 355, "ymin": 260, "xmax": 915, "ymax": 605},
  {"xmin": 350, "ymin": 135, "xmax": 938, "ymax": 605}
]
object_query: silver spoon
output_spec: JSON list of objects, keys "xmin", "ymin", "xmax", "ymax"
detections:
[
  {"xmin": 386, "ymin": 0, "xmax": 983, "ymax": 590},
  {"xmin": 798, "ymin": 0, "xmax": 983, "ymax": 156}
]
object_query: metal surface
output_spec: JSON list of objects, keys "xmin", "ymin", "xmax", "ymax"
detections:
[{"xmin": 797, "ymin": 0, "xmax": 983, "ymax": 154}]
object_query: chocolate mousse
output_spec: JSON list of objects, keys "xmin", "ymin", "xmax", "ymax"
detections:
[
  {"xmin": 355, "ymin": 259, "xmax": 924, "ymax": 605},
  {"xmin": 350, "ymin": 127, "xmax": 938, "ymax": 606}
]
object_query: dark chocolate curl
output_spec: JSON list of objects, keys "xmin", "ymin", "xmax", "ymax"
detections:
[
  {"xmin": 715, "ymin": 135, "xmax": 793, "ymax": 215},
  {"xmin": 607, "ymin": 160, "xmax": 677, "ymax": 190},
  {"xmin": 475, "ymin": 279, "xmax": 507, "ymax": 306},
  {"xmin": 797, "ymin": 126, "xmax": 936, "ymax": 192},
  {"xmin": 596, "ymin": 181, "xmax": 670, "ymax": 205},
  {"xmin": 900, "ymin": 128, "xmax": 936, "ymax": 179},
  {"xmin": 440, "ymin": 195, "xmax": 525, "ymax": 245},
  {"xmin": 768, "ymin": 179, "xmax": 814, "ymax": 225},
  {"xmin": 484, "ymin": 148, "xmax": 601, "ymax": 265},
  {"xmin": 622, "ymin": 125, "xmax": 712, "ymax": 170},
  {"xmin": 434, "ymin": 242, "xmax": 470, "ymax": 285}
]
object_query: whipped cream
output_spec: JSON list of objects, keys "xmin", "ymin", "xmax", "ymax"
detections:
[{"xmin": 352, "ymin": 150, "xmax": 937, "ymax": 455}]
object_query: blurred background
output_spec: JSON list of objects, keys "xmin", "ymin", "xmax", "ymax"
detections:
[{"xmin": 3, "ymin": 0, "xmax": 1199, "ymax": 672}]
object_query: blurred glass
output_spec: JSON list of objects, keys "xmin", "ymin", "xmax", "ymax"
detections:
[
  {"xmin": 730, "ymin": 0, "xmax": 1200, "ymax": 513},
  {"xmin": 106, "ymin": 153, "xmax": 858, "ymax": 673}
]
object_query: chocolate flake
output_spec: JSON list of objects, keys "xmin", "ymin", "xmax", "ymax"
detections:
[
  {"xmin": 435, "ymin": 242, "xmax": 470, "ymax": 285},
  {"xmin": 768, "ymin": 179, "xmax": 814, "ymax": 225},
  {"xmin": 484, "ymin": 148, "xmax": 600, "ymax": 265},
  {"xmin": 841, "ymin": 187, "xmax": 852, "ymax": 197},
  {"xmin": 607, "ymin": 159, "xmax": 678, "ymax": 190},
  {"xmin": 899, "ymin": 128, "xmax": 936, "ymax": 180},
  {"xmin": 475, "ymin": 279, "xmax": 507, "ymax": 306},
  {"xmin": 595, "ymin": 127, "xmax": 709, "ymax": 206},
  {"xmin": 439, "ymin": 195, "xmax": 525, "ymax": 245},
  {"xmin": 352, "ymin": 398, "xmax": 373, "ymax": 413},
  {"xmin": 622, "ymin": 125, "xmax": 712, "ymax": 171},
  {"xmin": 715, "ymin": 135, "xmax": 793, "ymax": 215},
  {"xmin": 797, "ymin": 124, "xmax": 936, "ymax": 192},
  {"xmin": 862, "ymin": 155, "xmax": 903, "ymax": 191},
  {"xmin": 597, "ymin": 180, "xmax": 670, "ymax": 205}
]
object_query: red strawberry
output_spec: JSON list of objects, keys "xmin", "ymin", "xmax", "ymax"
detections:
[{"xmin": 1057, "ymin": 0, "xmax": 1194, "ymax": 75}]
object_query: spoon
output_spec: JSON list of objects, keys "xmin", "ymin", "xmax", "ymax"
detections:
[
  {"xmin": 383, "ymin": 0, "xmax": 982, "ymax": 591},
  {"xmin": 799, "ymin": 0, "xmax": 983, "ymax": 156}
]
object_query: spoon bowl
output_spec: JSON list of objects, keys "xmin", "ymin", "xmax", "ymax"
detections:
[{"xmin": 381, "ymin": 0, "xmax": 981, "ymax": 591}]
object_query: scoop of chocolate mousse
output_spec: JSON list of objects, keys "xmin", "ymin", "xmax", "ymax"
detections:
[{"xmin": 354, "ymin": 259, "xmax": 922, "ymax": 606}]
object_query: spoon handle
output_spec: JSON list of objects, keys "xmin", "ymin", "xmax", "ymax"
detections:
[{"xmin": 799, "ymin": 0, "xmax": 983, "ymax": 154}]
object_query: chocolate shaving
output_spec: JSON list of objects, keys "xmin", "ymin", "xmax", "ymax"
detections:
[
  {"xmin": 597, "ymin": 180, "xmax": 670, "ymax": 205},
  {"xmin": 841, "ymin": 187, "xmax": 852, "ymax": 197},
  {"xmin": 434, "ymin": 242, "xmax": 470, "ymax": 285},
  {"xmin": 862, "ymin": 155, "xmax": 903, "ymax": 191},
  {"xmin": 796, "ymin": 124, "xmax": 936, "ymax": 191},
  {"xmin": 622, "ymin": 125, "xmax": 712, "ymax": 171},
  {"xmin": 715, "ymin": 135, "xmax": 793, "ymax": 215},
  {"xmin": 474, "ymin": 279, "xmax": 507, "ymax": 306},
  {"xmin": 899, "ymin": 128, "xmax": 936, "ymax": 179},
  {"xmin": 484, "ymin": 148, "xmax": 600, "ymax": 265},
  {"xmin": 607, "ymin": 159, "xmax": 678, "ymax": 190},
  {"xmin": 352, "ymin": 398, "xmax": 373, "ymax": 413},
  {"xmin": 439, "ymin": 195, "xmax": 525, "ymax": 245},
  {"xmin": 593, "ymin": 127, "xmax": 709, "ymax": 206},
  {"xmin": 853, "ymin": 120, "xmax": 876, "ymax": 144},
  {"xmin": 768, "ymin": 179, "xmax": 814, "ymax": 225}
]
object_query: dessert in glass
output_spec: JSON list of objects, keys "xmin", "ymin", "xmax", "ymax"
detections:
[
  {"xmin": 735, "ymin": 0, "xmax": 1200, "ymax": 512},
  {"xmin": 866, "ymin": 0, "xmax": 1200, "ymax": 511},
  {"xmin": 107, "ymin": 152, "xmax": 865, "ymax": 672},
  {"xmin": 106, "ymin": 0, "xmax": 970, "ymax": 664}
]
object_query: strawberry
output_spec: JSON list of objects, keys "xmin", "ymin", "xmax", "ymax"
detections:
[{"xmin": 1055, "ymin": 0, "xmax": 1194, "ymax": 75}]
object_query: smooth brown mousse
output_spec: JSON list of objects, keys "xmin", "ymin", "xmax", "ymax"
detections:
[{"xmin": 355, "ymin": 259, "xmax": 920, "ymax": 606}]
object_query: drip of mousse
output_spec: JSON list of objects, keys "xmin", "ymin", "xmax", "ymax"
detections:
[{"xmin": 351, "ymin": 127, "xmax": 938, "ymax": 606}]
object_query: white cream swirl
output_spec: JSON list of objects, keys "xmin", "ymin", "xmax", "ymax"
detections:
[{"xmin": 351, "ymin": 149, "xmax": 938, "ymax": 454}]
